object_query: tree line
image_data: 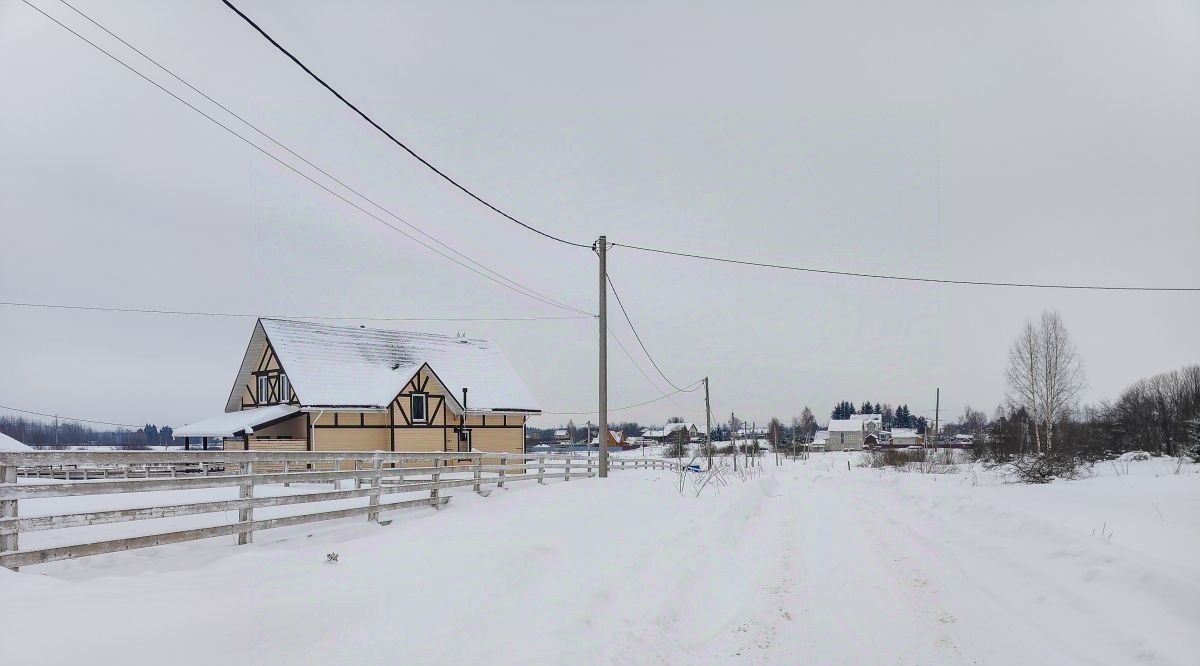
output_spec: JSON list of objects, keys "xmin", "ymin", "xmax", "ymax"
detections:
[{"xmin": 0, "ymin": 416, "xmax": 175, "ymax": 449}]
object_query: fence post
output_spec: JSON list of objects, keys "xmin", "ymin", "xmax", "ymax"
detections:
[
  {"xmin": 367, "ymin": 456, "xmax": 382, "ymax": 522},
  {"xmin": 283, "ymin": 459, "xmax": 289, "ymax": 487},
  {"xmin": 537, "ymin": 455, "xmax": 545, "ymax": 484},
  {"xmin": 473, "ymin": 456, "xmax": 482, "ymax": 494},
  {"xmin": 430, "ymin": 457, "xmax": 441, "ymax": 502},
  {"xmin": 498, "ymin": 455, "xmax": 508, "ymax": 489},
  {"xmin": 1, "ymin": 462, "xmax": 17, "ymax": 570},
  {"xmin": 564, "ymin": 456, "xmax": 571, "ymax": 482},
  {"xmin": 238, "ymin": 461, "xmax": 254, "ymax": 545}
]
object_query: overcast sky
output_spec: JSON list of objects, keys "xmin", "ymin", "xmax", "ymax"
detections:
[{"xmin": 2, "ymin": 0, "xmax": 1197, "ymax": 431}]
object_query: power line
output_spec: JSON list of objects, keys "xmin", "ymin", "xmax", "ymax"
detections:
[
  {"xmin": 542, "ymin": 380, "xmax": 704, "ymax": 416},
  {"xmin": 20, "ymin": 0, "xmax": 591, "ymax": 316},
  {"xmin": 222, "ymin": 0, "xmax": 590, "ymax": 251},
  {"xmin": 611, "ymin": 242, "xmax": 1200, "ymax": 292},
  {"xmin": 0, "ymin": 301, "xmax": 593, "ymax": 322},
  {"xmin": 606, "ymin": 273, "xmax": 685, "ymax": 390},
  {"xmin": 0, "ymin": 404, "xmax": 146, "ymax": 429},
  {"xmin": 606, "ymin": 325, "xmax": 692, "ymax": 410},
  {"xmin": 51, "ymin": 0, "xmax": 584, "ymax": 317}
]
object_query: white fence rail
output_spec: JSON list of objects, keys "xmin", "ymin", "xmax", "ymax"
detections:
[{"xmin": 0, "ymin": 450, "xmax": 678, "ymax": 570}]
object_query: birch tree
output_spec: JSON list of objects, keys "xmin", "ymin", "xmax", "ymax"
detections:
[
  {"xmin": 1005, "ymin": 311, "xmax": 1085, "ymax": 453},
  {"xmin": 1036, "ymin": 311, "xmax": 1085, "ymax": 451}
]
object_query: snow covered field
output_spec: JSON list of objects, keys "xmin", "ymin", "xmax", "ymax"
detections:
[{"xmin": 1, "ymin": 452, "xmax": 1197, "ymax": 665}]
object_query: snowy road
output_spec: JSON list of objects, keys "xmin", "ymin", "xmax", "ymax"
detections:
[{"xmin": 2, "ymin": 454, "xmax": 1197, "ymax": 665}]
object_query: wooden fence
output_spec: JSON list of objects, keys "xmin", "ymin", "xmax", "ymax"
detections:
[{"xmin": 0, "ymin": 450, "xmax": 678, "ymax": 570}]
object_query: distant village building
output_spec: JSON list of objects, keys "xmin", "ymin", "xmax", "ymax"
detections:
[
  {"xmin": 642, "ymin": 422, "xmax": 701, "ymax": 443},
  {"xmin": 826, "ymin": 413, "xmax": 883, "ymax": 451},
  {"xmin": 811, "ymin": 430, "xmax": 830, "ymax": 451},
  {"xmin": 589, "ymin": 430, "xmax": 626, "ymax": 448},
  {"xmin": 175, "ymin": 319, "xmax": 540, "ymax": 456},
  {"xmin": 890, "ymin": 428, "xmax": 922, "ymax": 448}
]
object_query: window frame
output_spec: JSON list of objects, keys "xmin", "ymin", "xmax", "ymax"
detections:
[
  {"xmin": 257, "ymin": 375, "xmax": 270, "ymax": 405},
  {"xmin": 410, "ymin": 393, "xmax": 428, "ymax": 423},
  {"xmin": 279, "ymin": 374, "xmax": 290, "ymax": 403},
  {"xmin": 458, "ymin": 428, "xmax": 472, "ymax": 453}
]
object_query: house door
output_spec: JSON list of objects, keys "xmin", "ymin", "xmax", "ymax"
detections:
[{"xmin": 458, "ymin": 428, "xmax": 472, "ymax": 453}]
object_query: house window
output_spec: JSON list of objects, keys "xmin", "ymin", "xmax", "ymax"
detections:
[
  {"xmin": 279, "ymin": 374, "xmax": 290, "ymax": 402},
  {"xmin": 411, "ymin": 393, "xmax": 428, "ymax": 423},
  {"xmin": 458, "ymin": 428, "xmax": 472, "ymax": 453},
  {"xmin": 257, "ymin": 375, "xmax": 270, "ymax": 404}
]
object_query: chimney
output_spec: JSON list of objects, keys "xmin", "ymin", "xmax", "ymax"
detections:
[{"xmin": 462, "ymin": 387, "xmax": 468, "ymax": 410}]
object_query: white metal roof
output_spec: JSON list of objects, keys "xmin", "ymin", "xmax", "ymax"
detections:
[
  {"xmin": 828, "ymin": 419, "xmax": 860, "ymax": 432},
  {"xmin": 227, "ymin": 319, "xmax": 540, "ymax": 413},
  {"xmin": 175, "ymin": 404, "xmax": 301, "ymax": 438},
  {"xmin": 0, "ymin": 431, "xmax": 33, "ymax": 451}
]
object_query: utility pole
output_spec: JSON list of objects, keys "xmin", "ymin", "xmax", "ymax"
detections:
[
  {"xmin": 596, "ymin": 235, "xmax": 609, "ymax": 478},
  {"xmin": 704, "ymin": 377, "xmax": 712, "ymax": 470},
  {"xmin": 54, "ymin": 414, "xmax": 59, "ymax": 448},
  {"xmin": 731, "ymin": 411, "xmax": 738, "ymax": 472},
  {"xmin": 934, "ymin": 387, "xmax": 941, "ymax": 453}
]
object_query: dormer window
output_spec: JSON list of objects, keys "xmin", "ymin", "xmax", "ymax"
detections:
[
  {"xmin": 257, "ymin": 375, "xmax": 270, "ymax": 405},
  {"xmin": 411, "ymin": 393, "xmax": 428, "ymax": 423}
]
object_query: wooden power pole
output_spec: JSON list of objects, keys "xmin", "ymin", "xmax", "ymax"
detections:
[
  {"xmin": 704, "ymin": 377, "xmax": 712, "ymax": 470},
  {"xmin": 596, "ymin": 235, "xmax": 609, "ymax": 478}
]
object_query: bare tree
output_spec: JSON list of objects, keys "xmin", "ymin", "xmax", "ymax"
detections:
[
  {"xmin": 1006, "ymin": 319, "xmax": 1043, "ymax": 451},
  {"xmin": 1005, "ymin": 311, "xmax": 1085, "ymax": 453},
  {"xmin": 1036, "ymin": 311, "xmax": 1085, "ymax": 451}
]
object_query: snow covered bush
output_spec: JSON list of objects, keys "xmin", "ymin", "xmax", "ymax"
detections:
[{"xmin": 1004, "ymin": 451, "xmax": 1093, "ymax": 484}]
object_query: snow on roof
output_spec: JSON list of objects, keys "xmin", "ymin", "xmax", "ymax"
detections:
[
  {"xmin": 891, "ymin": 428, "xmax": 919, "ymax": 438},
  {"xmin": 849, "ymin": 413, "xmax": 882, "ymax": 422},
  {"xmin": 243, "ymin": 319, "xmax": 539, "ymax": 412},
  {"xmin": 812, "ymin": 430, "xmax": 829, "ymax": 443},
  {"xmin": 553, "ymin": 429, "xmax": 568, "ymax": 437},
  {"xmin": 0, "ymin": 431, "xmax": 33, "ymax": 451},
  {"xmin": 175, "ymin": 404, "xmax": 300, "ymax": 438},
  {"xmin": 664, "ymin": 422, "xmax": 696, "ymax": 435},
  {"xmin": 828, "ymin": 419, "xmax": 862, "ymax": 432}
]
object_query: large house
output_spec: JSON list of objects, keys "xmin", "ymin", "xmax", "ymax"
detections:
[
  {"xmin": 826, "ymin": 413, "xmax": 883, "ymax": 451},
  {"xmin": 175, "ymin": 319, "xmax": 541, "ymax": 456}
]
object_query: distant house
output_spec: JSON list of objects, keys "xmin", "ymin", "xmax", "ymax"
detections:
[
  {"xmin": 589, "ymin": 430, "xmax": 626, "ymax": 448},
  {"xmin": 642, "ymin": 422, "xmax": 701, "ymax": 443},
  {"xmin": 890, "ymin": 428, "xmax": 922, "ymax": 448},
  {"xmin": 811, "ymin": 430, "xmax": 830, "ymax": 451},
  {"xmin": 175, "ymin": 318, "xmax": 540, "ymax": 456},
  {"xmin": 826, "ymin": 413, "xmax": 883, "ymax": 451}
]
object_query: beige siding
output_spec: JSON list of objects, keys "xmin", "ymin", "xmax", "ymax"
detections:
[{"xmin": 254, "ymin": 414, "xmax": 306, "ymax": 439}]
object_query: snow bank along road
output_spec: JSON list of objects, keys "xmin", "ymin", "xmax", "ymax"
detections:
[{"xmin": 1, "ymin": 454, "xmax": 1196, "ymax": 665}]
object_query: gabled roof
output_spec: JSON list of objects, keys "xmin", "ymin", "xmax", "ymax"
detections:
[
  {"xmin": 828, "ymin": 419, "xmax": 861, "ymax": 432},
  {"xmin": 176, "ymin": 404, "xmax": 300, "ymax": 438},
  {"xmin": 0, "ymin": 432, "xmax": 32, "ymax": 451},
  {"xmin": 225, "ymin": 319, "xmax": 540, "ymax": 413}
]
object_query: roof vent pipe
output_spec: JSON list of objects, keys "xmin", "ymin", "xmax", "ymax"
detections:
[{"xmin": 462, "ymin": 387, "xmax": 468, "ymax": 410}]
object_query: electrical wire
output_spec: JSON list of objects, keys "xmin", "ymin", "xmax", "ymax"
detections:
[
  {"xmin": 222, "ymin": 0, "xmax": 590, "ymax": 250},
  {"xmin": 541, "ymin": 379, "xmax": 704, "ymax": 416},
  {"xmin": 611, "ymin": 242, "xmax": 1200, "ymax": 292},
  {"xmin": 20, "ymin": 0, "xmax": 592, "ymax": 316},
  {"xmin": 606, "ymin": 325, "xmax": 691, "ymax": 410},
  {"xmin": 605, "ymin": 273, "xmax": 685, "ymax": 390},
  {"xmin": 0, "ymin": 404, "xmax": 146, "ymax": 429},
  {"xmin": 51, "ymin": 0, "xmax": 585, "ymax": 317},
  {"xmin": 0, "ymin": 301, "xmax": 593, "ymax": 322}
]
